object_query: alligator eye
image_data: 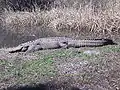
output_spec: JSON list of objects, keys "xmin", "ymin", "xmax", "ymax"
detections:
[
  {"xmin": 37, "ymin": 43, "xmax": 40, "ymax": 45},
  {"xmin": 62, "ymin": 41, "xmax": 68, "ymax": 44}
]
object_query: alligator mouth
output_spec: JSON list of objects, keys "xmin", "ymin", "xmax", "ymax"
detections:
[
  {"xmin": 9, "ymin": 47, "xmax": 23, "ymax": 53},
  {"xmin": 9, "ymin": 46, "xmax": 29, "ymax": 53}
]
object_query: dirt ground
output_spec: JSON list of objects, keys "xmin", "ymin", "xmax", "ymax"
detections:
[
  {"xmin": 0, "ymin": 21, "xmax": 120, "ymax": 89},
  {"xmin": 0, "ymin": 0, "xmax": 120, "ymax": 89},
  {"xmin": 0, "ymin": 7, "xmax": 120, "ymax": 90},
  {"xmin": 0, "ymin": 25, "xmax": 120, "ymax": 90},
  {"xmin": 0, "ymin": 38, "xmax": 120, "ymax": 90}
]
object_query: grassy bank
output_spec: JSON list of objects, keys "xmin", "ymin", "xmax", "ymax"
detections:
[
  {"xmin": 0, "ymin": 0, "xmax": 120, "ymax": 90},
  {"xmin": 0, "ymin": 45, "xmax": 120, "ymax": 89}
]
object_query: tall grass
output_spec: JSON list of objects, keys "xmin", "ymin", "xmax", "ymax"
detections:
[{"xmin": 1, "ymin": 0, "xmax": 120, "ymax": 37}]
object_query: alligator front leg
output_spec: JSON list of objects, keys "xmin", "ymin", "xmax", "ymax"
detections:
[
  {"xmin": 25, "ymin": 44, "xmax": 43, "ymax": 53},
  {"xmin": 24, "ymin": 45, "xmax": 36, "ymax": 53},
  {"xmin": 59, "ymin": 41, "xmax": 69, "ymax": 49}
]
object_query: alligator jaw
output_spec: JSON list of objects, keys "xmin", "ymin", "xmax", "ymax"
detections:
[{"xmin": 8, "ymin": 46, "xmax": 23, "ymax": 53}]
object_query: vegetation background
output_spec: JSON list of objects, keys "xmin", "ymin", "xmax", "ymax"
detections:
[
  {"xmin": 0, "ymin": 0, "xmax": 120, "ymax": 47},
  {"xmin": 0, "ymin": 0, "xmax": 120, "ymax": 90}
]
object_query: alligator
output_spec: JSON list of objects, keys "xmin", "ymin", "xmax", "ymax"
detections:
[{"xmin": 8, "ymin": 37, "xmax": 116, "ymax": 53}]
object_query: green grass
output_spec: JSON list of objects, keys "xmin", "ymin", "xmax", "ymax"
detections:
[
  {"xmin": 0, "ymin": 45, "xmax": 119, "ymax": 88},
  {"xmin": 0, "ymin": 55, "xmax": 56, "ymax": 84},
  {"xmin": 37, "ymin": 45, "xmax": 120, "ymax": 62},
  {"xmin": 100, "ymin": 45, "xmax": 120, "ymax": 53}
]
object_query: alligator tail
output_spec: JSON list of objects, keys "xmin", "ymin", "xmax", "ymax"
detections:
[{"xmin": 68, "ymin": 39, "xmax": 117, "ymax": 47}]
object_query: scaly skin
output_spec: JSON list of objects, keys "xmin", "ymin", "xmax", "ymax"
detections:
[{"xmin": 8, "ymin": 37, "xmax": 116, "ymax": 53}]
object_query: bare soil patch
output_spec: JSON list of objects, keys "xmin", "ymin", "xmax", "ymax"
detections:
[{"xmin": 0, "ymin": 45, "xmax": 120, "ymax": 90}]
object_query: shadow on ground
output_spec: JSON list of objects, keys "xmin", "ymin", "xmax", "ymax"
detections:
[{"xmin": 3, "ymin": 81, "xmax": 80, "ymax": 90}]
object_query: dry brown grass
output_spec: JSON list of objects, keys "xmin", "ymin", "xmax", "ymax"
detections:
[
  {"xmin": 1, "ymin": 0, "xmax": 120, "ymax": 37},
  {"xmin": 0, "ymin": 1, "xmax": 120, "ymax": 89}
]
